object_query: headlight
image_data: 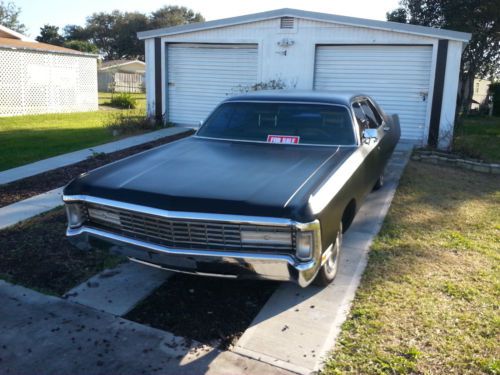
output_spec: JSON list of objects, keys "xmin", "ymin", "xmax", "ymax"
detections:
[
  {"xmin": 296, "ymin": 231, "xmax": 314, "ymax": 260},
  {"xmin": 241, "ymin": 230, "xmax": 292, "ymax": 246},
  {"xmin": 65, "ymin": 203, "xmax": 85, "ymax": 228}
]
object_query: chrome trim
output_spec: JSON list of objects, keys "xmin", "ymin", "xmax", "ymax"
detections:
[
  {"xmin": 68, "ymin": 226, "xmax": 296, "ymax": 262},
  {"xmin": 63, "ymin": 195, "xmax": 294, "ymax": 227},
  {"xmin": 67, "ymin": 226, "xmax": 320, "ymax": 287},
  {"xmin": 129, "ymin": 258, "xmax": 239, "ymax": 279}
]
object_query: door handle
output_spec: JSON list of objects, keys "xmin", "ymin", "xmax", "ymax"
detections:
[{"xmin": 383, "ymin": 126, "xmax": 390, "ymax": 132}]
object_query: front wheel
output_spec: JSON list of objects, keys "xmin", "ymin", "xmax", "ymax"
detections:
[{"xmin": 313, "ymin": 223, "xmax": 342, "ymax": 286}]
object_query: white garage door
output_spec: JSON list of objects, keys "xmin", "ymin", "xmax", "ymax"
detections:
[
  {"xmin": 167, "ymin": 44, "xmax": 258, "ymax": 125},
  {"xmin": 314, "ymin": 45, "xmax": 433, "ymax": 141}
]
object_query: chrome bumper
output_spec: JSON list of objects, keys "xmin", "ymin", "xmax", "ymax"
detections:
[{"xmin": 67, "ymin": 226, "xmax": 321, "ymax": 287}]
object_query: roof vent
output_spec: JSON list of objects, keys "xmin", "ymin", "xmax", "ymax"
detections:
[{"xmin": 280, "ymin": 17, "xmax": 295, "ymax": 29}]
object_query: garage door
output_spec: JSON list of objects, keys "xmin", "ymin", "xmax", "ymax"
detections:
[
  {"xmin": 314, "ymin": 45, "xmax": 433, "ymax": 141},
  {"xmin": 167, "ymin": 44, "xmax": 258, "ymax": 125}
]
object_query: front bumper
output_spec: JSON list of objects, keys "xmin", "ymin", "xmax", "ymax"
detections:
[{"xmin": 67, "ymin": 226, "xmax": 321, "ymax": 287}]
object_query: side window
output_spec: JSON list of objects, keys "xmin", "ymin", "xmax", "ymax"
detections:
[
  {"xmin": 360, "ymin": 101, "xmax": 380, "ymax": 129},
  {"xmin": 366, "ymin": 100, "xmax": 384, "ymax": 126},
  {"xmin": 352, "ymin": 101, "xmax": 367, "ymax": 139}
]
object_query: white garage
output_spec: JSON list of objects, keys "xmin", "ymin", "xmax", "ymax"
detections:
[
  {"xmin": 167, "ymin": 44, "xmax": 258, "ymax": 124},
  {"xmin": 138, "ymin": 8, "xmax": 470, "ymax": 148},
  {"xmin": 314, "ymin": 45, "xmax": 433, "ymax": 141}
]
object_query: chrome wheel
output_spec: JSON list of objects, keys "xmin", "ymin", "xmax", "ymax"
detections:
[
  {"xmin": 313, "ymin": 223, "xmax": 342, "ymax": 286},
  {"xmin": 324, "ymin": 232, "xmax": 340, "ymax": 278}
]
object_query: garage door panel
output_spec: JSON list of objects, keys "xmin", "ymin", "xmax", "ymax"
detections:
[
  {"xmin": 314, "ymin": 45, "xmax": 432, "ymax": 142},
  {"xmin": 167, "ymin": 44, "xmax": 258, "ymax": 125}
]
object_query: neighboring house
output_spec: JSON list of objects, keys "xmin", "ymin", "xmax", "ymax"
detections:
[
  {"xmin": 471, "ymin": 78, "xmax": 491, "ymax": 110},
  {"xmin": 98, "ymin": 60, "xmax": 146, "ymax": 93},
  {"xmin": 0, "ymin": 25, "xmax": 97, "ymax": 117},
  {"xmin": 138, "ymin": 8, "xmax": 470, "ymax": 149}
]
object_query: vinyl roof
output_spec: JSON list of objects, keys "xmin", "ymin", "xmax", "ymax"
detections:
[
  {"xmin": 225, "ymin": 90, "xmax": 362, "ymax": 106},
  {"xmin": 137, "ymin": 8, "xmax": 471, "ymax": 42}
]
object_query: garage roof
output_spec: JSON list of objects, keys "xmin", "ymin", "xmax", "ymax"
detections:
[{"xmin": 137, "ymin": 8, "xmax": 471, "ymax": 42}]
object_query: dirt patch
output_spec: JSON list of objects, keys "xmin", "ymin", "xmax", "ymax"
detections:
[
  {"xmin": 126, "ymin": 274, "xmax": 278, "ymax": 349},
  {"xmin": 0, "ymin": 129, "xmax": 194, "ymax": 208},
  {"xmin": 0, "ymin": 209, "xmax": 123, "ymax": 296}
]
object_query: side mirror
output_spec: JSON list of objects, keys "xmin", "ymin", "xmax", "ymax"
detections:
[{"xmin": 362, "ymin": 128, "xmax": 378, "ymax": 144}]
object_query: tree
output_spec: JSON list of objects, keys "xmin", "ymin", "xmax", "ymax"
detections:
[
  {"xmin": 386, "ymin": 8, "xmax": 408, "ymax": 23},
  {"xmin": 114, "ymin": 12, "xmax": 149, "ymax": 59},
  {"xmin": 0, "ymin": 0, "xmax": 26, "ymax": 33},
  {"xmin": 63, "ymin": 40, "xmax": 98, "ymax": 54},
  {"xmin": 78, "ymin": 6, "xmax": 204, "ymax": 60},
  {"xmin": 149, "ymin": 5, "xmax": 204, "ymax": 29},
  {"xmin": 386, "ymin": 0, "xmax": 500, "ymax": 113},
  {"xmin": 36, "ymin": 24, "xmax": 64, "ymax": 46},
  {"xmin": 85, "ymin": 11, "xmax": 121, "ymax": 59},
  {"xmin": 63, "ymin": 24, "xmax": 91, "ymax": 41}
]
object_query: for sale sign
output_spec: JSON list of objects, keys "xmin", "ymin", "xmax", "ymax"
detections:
[{"xmin": 266, "ymin": 135, "xmax": 300, "ymax": 144}]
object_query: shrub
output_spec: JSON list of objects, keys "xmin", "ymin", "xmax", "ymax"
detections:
[
  {"xmin": 105, "ymin": 109, "xmax": 163, "ymax": 135},
  {"xmin": 110, "ymin": 93, "xmax": 137, "ymax": 109}
]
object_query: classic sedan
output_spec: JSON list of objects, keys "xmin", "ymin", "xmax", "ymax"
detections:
[{"xmin": 63, "ymin": 91, "xmax": 400, "ymax": 287}]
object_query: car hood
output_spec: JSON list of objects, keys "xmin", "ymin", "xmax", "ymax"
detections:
[{"xmin": 64, "ymin": 137, "xmax": 355, "ymax": 221}]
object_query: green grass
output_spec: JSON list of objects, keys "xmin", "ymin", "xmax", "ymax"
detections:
[
  {"xmin": 454, "ymin": 116, "xmax": 500, "ymax": 162},
  {"xmin": 0, "ymin": 92, "xmax": 148, "ymax": 171},
  {"xmin": 324, "ymin": 162, "xmax": 500, "ymax": 374}
]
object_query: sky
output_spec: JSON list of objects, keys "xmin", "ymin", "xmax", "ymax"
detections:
[{"xmin": 15, "ymin": 0, "xmax": 401, "ymax": 37}]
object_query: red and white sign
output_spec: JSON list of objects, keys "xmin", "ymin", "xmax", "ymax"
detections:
[{"xmin": 266, "ymin": 135, "xmax": 300, "ymax": 144}]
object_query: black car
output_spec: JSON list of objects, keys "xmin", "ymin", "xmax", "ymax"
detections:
[{"xmin": 63, "ymin": 91, "xmax": 400, "ymax": 287}]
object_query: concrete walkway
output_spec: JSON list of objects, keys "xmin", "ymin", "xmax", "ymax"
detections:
[
  {"xmin": 65, "ymin": 262, "xmax": 172, "ymax": 316},
  {"xmin": 0, "ymin": 281, "xmax": 292, "ymax": 375},
  {"xmin": 0, "ymin": 127, "xmax": 190, "ymax": 185},
  {"xmin": 233, "ymin": 142, "xmax": 413, "ymax": 374},
  {"xmin": 0, "ymin": 187, "xmax": 63, "ymax": 230}
]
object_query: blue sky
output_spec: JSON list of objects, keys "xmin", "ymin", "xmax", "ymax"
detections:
[{"xmin": 15, "ymin": 0, "xmax": 400, "ymax": 37}]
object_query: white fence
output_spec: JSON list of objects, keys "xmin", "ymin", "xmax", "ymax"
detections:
[
  {"xmin": 98, "ymin": 71, "xmax": 145, "ymax": 93},
  {"xmin": 0, "ymin": 49, "xmax": 98, "ymax": 116}
]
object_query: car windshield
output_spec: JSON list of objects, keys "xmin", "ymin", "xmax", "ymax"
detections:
[{"xmin": 197, "ymin": 102, "xmax": 355, "ymax": 145}]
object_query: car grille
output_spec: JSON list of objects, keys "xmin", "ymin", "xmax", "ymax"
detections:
[{"xmin": 80, "ymin": 202, "xmax": 296, "ymax": 254}]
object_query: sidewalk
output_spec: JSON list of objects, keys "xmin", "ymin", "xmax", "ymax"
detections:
[{"xmin": 0, "ymin": 127, "xmax": 191, "ymax": 185}]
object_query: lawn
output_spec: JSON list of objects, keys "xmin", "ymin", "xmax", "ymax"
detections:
[
  {"xmin": 454, "ymin": 115, "xmax": 500, "ymax": 162},
  {"xmin": 0, "ymin": 92, "xmax": 147, "ymax": 172},
  {"xmin": 324, "ymin": 162, "xmax": 499, "ymax": 374}
]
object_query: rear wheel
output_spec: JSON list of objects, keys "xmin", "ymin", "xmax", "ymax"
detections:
[{"xmin": 313, "ymin": 223, "xmax": 342, "ymax": 286}]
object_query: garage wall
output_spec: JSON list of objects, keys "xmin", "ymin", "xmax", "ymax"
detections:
[{"xmin": 160, "ymin": 18, "xmax": 438, "ymax": 91}]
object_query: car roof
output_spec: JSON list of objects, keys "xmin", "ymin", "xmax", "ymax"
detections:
[{"xmin": 224, "ymin": 90, "xmax": 367, "ymax": 106}]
